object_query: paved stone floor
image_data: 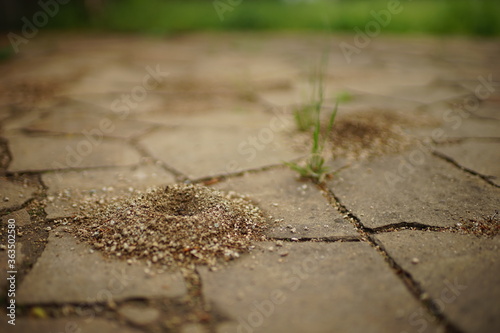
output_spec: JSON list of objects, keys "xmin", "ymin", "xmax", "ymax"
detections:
[{"xmin": 0, "ymin": 32, "xmax": 499, "ymax": 333}]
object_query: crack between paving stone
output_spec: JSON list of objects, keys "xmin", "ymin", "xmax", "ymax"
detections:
[
  {"xmin": 0, "ymin": 173, "xmax": 47, "ymax": 216},
  {"xmin": 268, "ymin": 236, "xmax": 361, "ymax": 242},
  {"xmin": 317, "ymin": 183, "xmax": 465, "ymax": 333},
  {"xmin": 128, "ymin": 138, "xmax": 188, "ymax": 183},
  {"xmin": 432, "ymin": 150, "xmax": 499, "ymax": 188},
  {"xmin": 368, "ymin": 222, "xmax": 452, "ymax": 234},
  {"xmin": 4, "ymin": 164, "xmax": 131, "ymax": 177},
  {"xmin": 433, "ymin": 136, "xmax": 500, "ymax": 145},
  {"xmin": 0, "ymin": 173, "xmax": 51, "ymax": 307},
  {"xmin": 0, "ymin": 198, "xmax": 36, "ymax": 216},
  {"xmin": 190, "ymin": 162, "xmax": 305, "ymax": 186},
  {"xmin": 187, "ymin": 267, "xmax": 217, "ymax": 333},
  {"xmin": 0, "ymin": 136, "xmax": 13, "ymax": 174}
]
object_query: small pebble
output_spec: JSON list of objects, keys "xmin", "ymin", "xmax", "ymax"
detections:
[{"xmin": 411, "ymin": 257, "xmax": 420, "ymax": 264}]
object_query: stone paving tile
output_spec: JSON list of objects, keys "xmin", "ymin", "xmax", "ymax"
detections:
[
  {"xmin": 0, "ymin": 107, "xmax": 10, "ymax": 122},
  {"xmin": 414, "ymin": 101, "xmax": 500, "ymax": 140},
  {"xmin": 17, "ymin": 229, "xmax": 186, "ymax": 304},
  {"xmin": 6, "ymin": 134, "xmax": 142, "ymax": 172},
  {"xmin": 257, "ymin": 81, "xmax": 308, "ymax": 107},
  {"xmin": 342, "ymin": 77, "xmax": 460, "ymax": 102},
  {"xmin": 0, "ymin": 178, "xmax": 37, "ymax": 211},
  {"xmin": 472, "ymin": 99, "xmax": 500, "ymax": 121},
  {"xmin": 0, "ymin": 251, "xmax": 8, "ymax": 298},
  {"xmin": 213, "ymin": 168, "xmax": 358, "ymax": 239},
  {"xmin": 195, "ymin": 53, "xmax": 299, "ymax": 87},
  {"xmin": 1, "ymin": 210, "xmax": 30, "ymax": 293},
  {"xmin": 2, "ymin": 209, "xmax": 31, "ymax": 227},
  {"xmin": 69, "ymin": 92, "xmax": 166, "ymax": 115},
  {"xmin": 118, "ymin": 304, "xmax": 160, "ymax": 326},
  {"xmin": 180, "ymin": 323, "xmax": 209, "ymax": 333},
  {"xmin": 327, "ymin": 152, "xmax": 500, "ymax": 228},
  {"xmin": 434, "ymin": 141, "xmax": 500, "ymax": 186},
  {"xmin": 336, "ymin": 93, "xmax": 422, "ymax": 115},
  {"xmin": 139, "ymin": 116, "xmax": 302, "ymax": 179},
  {"xmin": 42, "ymin": 164, "xmax": 176, "ymax": 219},
  {"xmin": 1, "ymin": 108, "xmax": 44, "ymax": 132},
  {"xmin": 429, "ymin": 118, "xmax": 500, "ymax": 140},
  {"xmin": 375, "ymin": 231, "xmax": 500, "ymax": 333},
  {"xmin": 200, "ymin": 242, "xmax": 440, "ymax": 333},
  {"xmin": 61, "ymin": 63, "xmax": 159, "ymax": 95},
  {"xmin": 0, "ymin": 317, "xmax": 141, "ymax": 333},
  {"xmin": 138, "ymin": 107, "xmax": 276, "ymax": 129},
  {"xmin": 24, "ymin": 106, "xmax": 154, "ymax": 139}
]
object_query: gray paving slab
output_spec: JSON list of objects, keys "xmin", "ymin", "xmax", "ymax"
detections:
[
  {"xmin": 0, "ymin": 317, "xmax": 141, "ymax": 333},
  {"xmin": 137, "ymin": 108, "xmax": 277, "ymax": 129},
  {"xmin": 213, "ymin": 168, "xmax": 358, "ymax": 239},
  {"xmin": 470, "ymin": 99, "xmax": 500, "ymax": 121},
  {"xmin": 436, "ymin": 118, "xmax": 500, "ymax": 140},
  {"xmin": 42, "ymin": 165, "xmax": 176, "ymax": 219},
  {"xmin": 17, "ymin": 229, "xmax": 187, "ymax": 305},
  {"xmin": 200, "ymin": 242, "xmax": 440, "ymax": 333},
  {"xmin": 118, "ymin": 304, "xmax": 160, "ymax": 326},
  {"xmin": 434, "ymin": 141, "xmax": 500, "ymax": 186},
  {"xmin": 387, "ymin": 84, "xmax": 469, "ymax": 105},
  {"xmin": 181, "ymin": 323, "xmax": 209, "ymax": 333},
  {"xmin": 415, "ymin": 104, "xmax": 500, "ymax": 140},
  {"xmin": 6, "ymin": 134, "xmax": 142, "ymax": 172},
  {"xmin": 62, "ymin": 63, "xmax": 159, "ymax": 95},
  {"xmin": 2, "ymin": 209, "xmax": 31, "ymax": 227},
  {"xmin": 375, "ymin": 231, "xmax": 500, "ymax": 333},
  {"xmin": 69, "ymin": 92, "xmax": 166, "ymax": 115},
  {"xmin": 138, "ymin": 121, "xmax": 302, "ymax": 180},
  {"xmin": 327, "ymin": 152, "xmax": 500, "ymax": 228},
  {"xmin": 0, "ymin": 178, "xmax": 37, "ymax": 211},
  {"xmin": 25, "ymin": 107, "xmax": 154, "ymax": 139}
]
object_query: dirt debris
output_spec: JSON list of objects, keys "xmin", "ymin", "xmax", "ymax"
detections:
[
  {"xmin": 68, "ymin": 184, "xmax": 268, "ymax": 267},
  {"xmin": 329, "ymin": 110, "xmax": 418, "ymax": 160},
  {"xmin": 455, "ymin": 211, "xmax": 500, "ymax": 237}
]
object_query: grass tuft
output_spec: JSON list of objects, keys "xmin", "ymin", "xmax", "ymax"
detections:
[{"xmin": 286, "ymin": 52, "xmax": 339, "ymax": 183}]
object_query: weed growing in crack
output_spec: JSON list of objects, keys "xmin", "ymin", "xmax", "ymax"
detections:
[
  {"xmin": 286, "ymin": 101, "xmax": 338, "ymax": 183},
  {"xmin": 293, "ymin": 54, "xmax": 328, "ymax": 132},
  {"xmin": 287, "ymin": 54, "xmax": 339, "ymax": 183}
]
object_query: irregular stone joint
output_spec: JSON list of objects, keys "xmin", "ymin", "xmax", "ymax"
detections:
[
  {"xmin": 432, "ymin": 150, "xmax": 499, "ymax": 188},
  {"xmin": 268, "ymin": 236, "xmax": 361, "ymax": 243},
  {"xmin": 369, "ymin": 222, "xmax": 452, "ymax": 234},
  {"xmin": 318, "ymin": 183, "xmax": 464, "ymax": 332}
]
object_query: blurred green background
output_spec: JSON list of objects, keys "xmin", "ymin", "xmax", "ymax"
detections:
[{"xmin": 1, "ymin": 0, "xmax": 500, "ymax": 36}]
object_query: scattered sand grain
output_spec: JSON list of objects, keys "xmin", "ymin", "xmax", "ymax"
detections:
[{"xmin": 70, "ymin": 184, "xmax": 268, "ymax": 267}]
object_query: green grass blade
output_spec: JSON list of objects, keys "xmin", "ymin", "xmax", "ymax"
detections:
[{"xmin": 326, "ymin": 101, "xmax": 339, "ymax": 134}]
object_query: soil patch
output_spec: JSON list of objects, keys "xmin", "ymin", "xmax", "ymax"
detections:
[
  {"xmin": 328, "ymin": 110, "xmax": 434, "ymax": 160},
  {"xmin": 455, "ymin": 211, "xmax": 500, "ymax": 237},
  {"xmin": 70, "ymin": 184, "xmax": 268, "ymax": 267}
]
